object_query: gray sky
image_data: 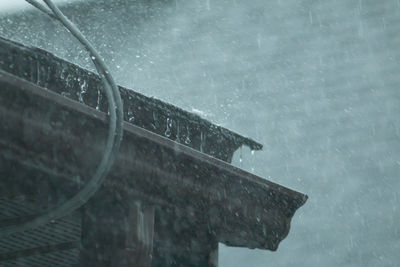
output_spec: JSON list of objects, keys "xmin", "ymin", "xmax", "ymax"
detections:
[{"xmin": 0, "ymin": 0, "xmax": 80, "ymax": 13}]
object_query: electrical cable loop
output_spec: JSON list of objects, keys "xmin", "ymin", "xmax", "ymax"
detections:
[{"xmin": 0, "ymin": 0, "xmax": 124, "ymax": 237}]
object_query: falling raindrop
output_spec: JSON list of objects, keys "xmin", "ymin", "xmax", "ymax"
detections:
[
  {"xmin": 251, "ymin": 150, "xmax": 255, "ymax": 173},
  {"xmin": 65, "ymin": 74, "xmax": 73, "ymax": 89},
  {"xmin": 96, "ymin": 90, "xmax": 102, "ymax": 110},
  {"xmin": 127, "ymin": 107, "xmax": 135, "ymax": 123},
  {"xmin": 78, "ymin": 79, "xmax": 87, "ymax": 103},
  {"xmin": 165, "ymin": 118, "xmax": 172, "ymax": 137},
  {"xmin": 152, "ymin": 111, "xmax": 159, "ymax": 129},
  {"xmin": 200, "ymin": 131, "xmax": 205, "ymax": 152},
  {"xmin": 185, "ymin": 126, "xmax": 191, "ymax": 144},
  {"xmin": 239, "ymin": 146, "xmax": 243, "ymax": 167}
]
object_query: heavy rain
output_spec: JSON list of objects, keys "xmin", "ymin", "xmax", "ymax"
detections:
[{"xmin": 0, "ymin": 0, "xmax": 399, "ymax": 266}]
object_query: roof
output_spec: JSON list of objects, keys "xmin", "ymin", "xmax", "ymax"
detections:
[
  {"xmin": 0, "ymin": 37, "xmax": 307, "ymax": 265},
  {"xmin": 0, "ymin": 36, "xmax": 262, "ymax": 163}
]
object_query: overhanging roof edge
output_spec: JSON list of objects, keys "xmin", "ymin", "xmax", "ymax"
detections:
[
  {"xmin": 0, "ymin": 36, "xmax": 262, "ymax": 161},
  {"xmin": 0, "ymin": 69, "xmax": 307, "ymax": 251}
]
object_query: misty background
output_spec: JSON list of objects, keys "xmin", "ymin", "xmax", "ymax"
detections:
[{"xmin": 1, "ymin": 0, "xmax": 399, "ymax": 266}]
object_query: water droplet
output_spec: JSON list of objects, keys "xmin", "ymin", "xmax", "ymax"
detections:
[
  {"xmin": 152, "ymin": 111, "xmax": 159, "ymax": 129},
  {"xmin": 185, "ymin": 126, "xmax": 191, "ymax": 144},
  {"xmin": 78, "ymin": 79, "xmax": 87, "ymax": 103},
  {"xmin": 65, "ymin": 74, "xmax": 74, "ymax": 89},
  {"xmin": 165, "ymin": 118, "xmax": 172, "ymax": 137},
  {"xmin": 239, "ymin": 146, "xmax": 243, "ymax": 166},
  {"xmin": 185, "ymin": 136, "xmax": 191, "ymax": 144},
  {"xmin": 127, "ymin": 107, "xmax": 135, "ymax": 123},
  {"xmin": 200, "ymin": 131, "xmax": 206, "ymax": 152},
  {"xmin": 96, "ymin": 90, "xmax": 102, "ymax": 110}
]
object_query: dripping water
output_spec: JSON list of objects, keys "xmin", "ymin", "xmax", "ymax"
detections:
[
  {"xmin": 78, "ymin": 79, "xmax": 87, "ymax": 103},
  {"xmin": 127, "ymin": 107, "xmax": 135, "ymax": 123},
  {"xmin": 185, "ymin": 126, "xmax": 191, "ymax": 144},
  {"xmin": 165, "ymin": 117, "xmax": 172, "ymax": 137},
  {"xmin": 96, "ymin": 89, "xmax": 102, "ymax": 110}
]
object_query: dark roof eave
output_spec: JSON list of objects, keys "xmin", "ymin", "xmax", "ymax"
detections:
[
  {"xmin": 0, "ymin": 69, "xmax": 307, "ymax": 251},
  {"xmin": 0, "ymin": 36, "xmax": 262, "ymax": 162}
]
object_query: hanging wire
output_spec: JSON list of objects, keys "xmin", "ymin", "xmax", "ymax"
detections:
[{"xmin": 0, "ymin": 0, "xmax": 124, "ymax": 237}]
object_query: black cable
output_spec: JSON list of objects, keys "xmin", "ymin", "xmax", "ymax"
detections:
[
  {"xmin": 0, "ymin": 0, "xmax": 124, "ymax": 237},
  {"xmin": 24, "ymin": 0, "xmax": 57, "ymax": 19},
  {"xmin": 41, "ymin": 0, "xmax": 124, "ymax": 145}
]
